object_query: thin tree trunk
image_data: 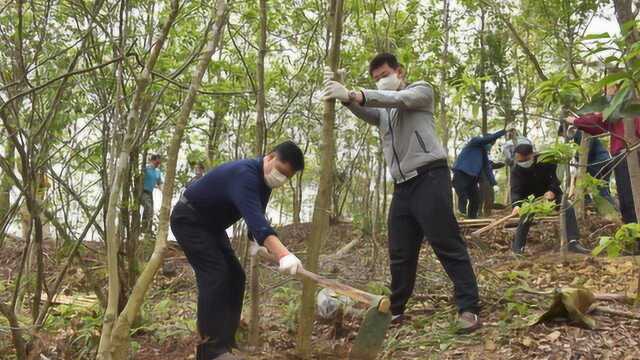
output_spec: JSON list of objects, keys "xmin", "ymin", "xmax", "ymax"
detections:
[
  {"xmin": 296, "ymin": 0, "xmax": 343, "ymax": 357},
  {"xmin": 478, "ymin": 9, "xmax": 492, "ymax": 216},
  {"xmin": 249, "ymin": 0, "xmax": 268, "ymax": 348},
  {"xmin": 438, "ymin": 0, "xmax": 450, "ymax": 153},
  {"xmin": 97, "ymin": 2, "xmax": 180, "ymax": 357},
  {"xmin": 107, "ymin": 2, "xmax": 228, "ymax": 359}
]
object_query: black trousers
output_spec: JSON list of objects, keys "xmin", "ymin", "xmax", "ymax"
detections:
[
  {"xmin": 452, "ymin": 170, "xmax": 480, "ymax": 219},
  {"xmin": 614, "ymin": 156, "xmax": 638, "ymax": 224},
  {"xmin": 170, "ymin": 201, "xmax": 245, "ymax": 359},
  {"xmin": 513, "ymin": 200, "xmax": 580, "ymax": 252},
  {"xmin": 388, "ymin": 167, "xmax": 480, "ymax": 315}
]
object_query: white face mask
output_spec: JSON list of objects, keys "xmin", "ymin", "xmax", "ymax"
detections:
[
  {"xmin": 376, "ymin": 73, "xmax": 402, "ymax": 91},
  {"xmin": 516, "ymin": 159, "xmax": 534, "ymax": 169},
  {"xmin": 264, "ymin": 168, "xmax": 288, "ymax": 188}
]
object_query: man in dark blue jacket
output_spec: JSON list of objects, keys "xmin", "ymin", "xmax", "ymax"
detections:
[
  {"xmin": 171, "ymin": 141, "xmax": 305, "ymax": 360},
  {"xmin": 452, "ymin": 130, "xmax": 507, "ymax": 218}
]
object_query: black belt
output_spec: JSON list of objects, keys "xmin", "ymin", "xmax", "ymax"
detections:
[
  {"xmin": 395, "ymin": 159, "xmax": 448, "ymax": 186},
  {"xmin": 416, "ymin": 159, "xmax": 448, "ymax": 175}
]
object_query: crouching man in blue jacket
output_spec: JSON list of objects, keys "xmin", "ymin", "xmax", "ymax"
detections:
[
  {"xmin": 171, "ymin": 141, "xmax": 305, "ymax": 360},
  {"xmin": 452, "ymin": 129, "xmax": 507, "ymax": 218}
]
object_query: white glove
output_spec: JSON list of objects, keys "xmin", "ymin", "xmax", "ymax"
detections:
[
  {"xmin": 322, "ymin": 80, "xmax": 349, "ymax": 102},
  {"xmin": 249, "ymin": 240, "xmax": 268, "ymax": 257},
  {"xmin": 323, "ymin": 66, "xmax": 346, "ymax": 83},
  {"xmin": 278, "ymin": 253, "xmax": 303, "ymax": 275}
]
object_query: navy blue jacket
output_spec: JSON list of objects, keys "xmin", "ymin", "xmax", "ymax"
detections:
[
  {"xmin": 572, "ymin": 131, "xmax": 611, "ymax": 177},
  {"xmin": 183, "ymin": 158, "xmax": 276, "ymax": 245},
  {"xmin": 453, "ymin": 130, "xmax": 506, "ymax": 185}
]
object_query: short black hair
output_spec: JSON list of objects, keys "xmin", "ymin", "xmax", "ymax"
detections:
[
  {"xmin": 150, "ymin": 154, "xmax": 161, "ymax": 161},
  {"xmin": 514, "ymin": 144, "xmax": 534, "ymax": 155},
  {"xmin": 272, "ymin": 141, "xmax": 304, "ymax": 172},
  {"xmin": 369, "ymin": 53, "xmax": 400, "ymax": 76}
]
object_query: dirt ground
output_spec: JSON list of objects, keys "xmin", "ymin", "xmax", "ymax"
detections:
[{"xmin": 1, "ymin": 210, "xmax": 639, "ymax": 359}]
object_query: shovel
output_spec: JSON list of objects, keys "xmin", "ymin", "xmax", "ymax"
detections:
[{"xmin": 256, "ymin": 250, "xmax": 391, "ymax": 359}]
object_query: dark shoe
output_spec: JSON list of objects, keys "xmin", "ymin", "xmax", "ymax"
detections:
[
  {"xmin": 455, "ymin": 312, "xmax": 482, "ymax": 334},
  {"xmin": 568, "ymin": 240, "xmax": 590, "ymax": 254}
]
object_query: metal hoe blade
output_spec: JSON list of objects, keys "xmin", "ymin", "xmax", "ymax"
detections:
[{"xmin": 349, "ymin": 306, "xmax": 392, "ymax": 359}]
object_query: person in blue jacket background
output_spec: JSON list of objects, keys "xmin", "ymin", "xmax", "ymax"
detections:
[
  {"xmin": 452, "ymin": 129, "xmax": 507, "ymax": 218},
  {"xmin": 171, "ymin": 141, "xmax": 305, "ymax": 360}
]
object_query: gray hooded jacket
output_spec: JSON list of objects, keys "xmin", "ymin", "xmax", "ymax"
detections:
[{"xmin": 346, "ymin": 81, "xmax": 447, "ymax": 183}]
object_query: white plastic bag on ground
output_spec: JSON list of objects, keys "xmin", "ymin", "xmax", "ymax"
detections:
[{"xmin": 316, "ymin": 288, "xmax": 354, "ymax": 320}]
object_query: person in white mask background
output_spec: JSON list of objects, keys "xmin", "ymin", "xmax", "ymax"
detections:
[
  {"xmin": 322, "ymin": 53, "xmax": 482, "ymax": 333},
  {"xmin": 171, "ymin": 141, "xmax": 304, "ymax": 360},
  {"xmin": 509, "ymin": 138, "xmax": 590, "ymax": 255}
]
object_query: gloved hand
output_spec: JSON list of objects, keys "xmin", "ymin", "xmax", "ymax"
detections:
[
  {"xmin": 278, "ymin": 253, "xmax": 303, "ymax": 275},
  {"xmin": 249, "ymin": 240, "xmax": 268, "ymax": 257},
  {"xmin": 322, "ymin": 80, "xmax": 349, "ymax": 102},
  {"xmin": 323, "ymin": 66, "xmax": 346, "ymax": 83}
]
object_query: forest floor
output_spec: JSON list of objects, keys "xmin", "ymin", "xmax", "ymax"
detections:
[{"xmin": 1, "ymin": 209, "xmax": 640, "ymax": 359}]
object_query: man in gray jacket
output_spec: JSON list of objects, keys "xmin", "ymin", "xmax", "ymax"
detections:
[{"xmin": 322, "ymin": 53, "xmax": 481, "ymax": 333}]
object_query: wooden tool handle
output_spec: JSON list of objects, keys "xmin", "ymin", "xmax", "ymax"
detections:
[
  {"xmin": 256, "ymin": 251, "xmax": 390, "ymax": 313},
  {"xmin": 470, "ymin": 213, "xmax": 516, "ymax": 237}
]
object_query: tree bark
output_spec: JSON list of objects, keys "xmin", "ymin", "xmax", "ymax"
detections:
[
  {"xmin": 438, "ymin": 0, "xmax": 451, "ymax": 153},
  {"xmin": 249, "ymin": 0, "xmax": 268, "ymax": 348},
  {"xmin": 296, "ymin": 0, "xmax": 343, "ymax": 357},
  {"xmin": 478, "ymin": 9, "xmax": 493, "ymax": 216}
]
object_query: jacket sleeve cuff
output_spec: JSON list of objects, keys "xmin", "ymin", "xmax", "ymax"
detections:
[{"xmin": 253, "ymin": 227, "xmax": 278, "ymax": 246}]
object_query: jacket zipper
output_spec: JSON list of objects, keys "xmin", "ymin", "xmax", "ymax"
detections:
[
  {"xmin": 415, "ymin": 131, "xmax": 428, "ymax": 153},
  {"xmin": 387, "ymin": 109, "xmax": 406, "ymax": 181}
]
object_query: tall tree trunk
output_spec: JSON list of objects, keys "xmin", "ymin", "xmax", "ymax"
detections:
[
  {"xmin": 249, "ymin": 0, "xmax": 268, "ymax": 348},
  {"xmin": 255, "ymin": 0, "xmax": 267, "ymax": 156},
  {"xmin": 478, "ymin": 9, "xmax": 493, "ymax": 216},
  {"xmin": 296, "ymin": 0, "xmax": 343, "ymax": 357},
  {"xmin": 438, "ymin": 0, "xmax": 450, "ymax": 153},
  {"xmin": 106, "ymin": 2, "xmax": 228, "ymax": 359}
]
